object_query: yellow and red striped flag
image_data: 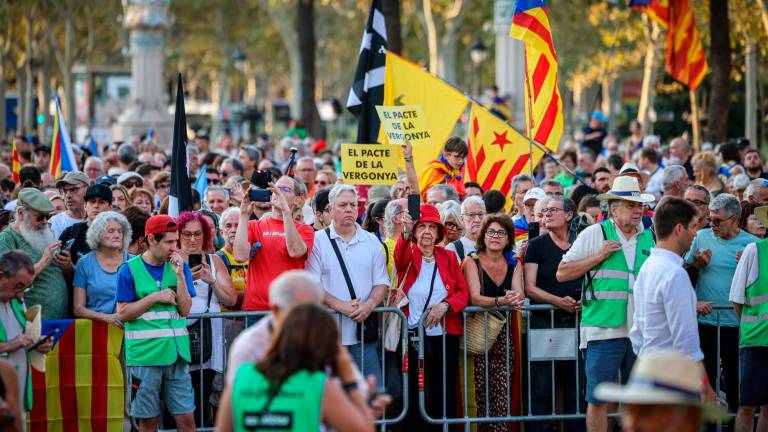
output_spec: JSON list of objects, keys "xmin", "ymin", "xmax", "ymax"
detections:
[
  {"xmin": 631, "ymin": 0, "xmax": 708, "ymax": 90},
  {"xmin": 49, "ymin": 97, "xmax": 78, "ymax": 179},
  {"xmin": 509, "ymin": 0, "xmax": 564, "ymax": 154},
  {"xmin": 11, "ymin": 139, "xmax": 20, "ymax": 183},
  {"xmin": 465, "ymin": 103, "xmax": 544, "ymax": 210},
  {"xmin": 29, "ymin": 320, "xmax": 124, "ymax": 432}
]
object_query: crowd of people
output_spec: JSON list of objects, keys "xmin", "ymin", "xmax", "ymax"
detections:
[{"xmin": 0, "ymin": 112, "xmax": 766, "ymax": 432}]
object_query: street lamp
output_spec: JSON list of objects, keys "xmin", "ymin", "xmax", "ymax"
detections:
[{"xmin": 468, "ymin": 36, "xmax": 488, "ymax": 97}]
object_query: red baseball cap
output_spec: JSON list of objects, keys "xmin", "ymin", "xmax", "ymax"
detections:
[{"xmin": 145, "ymin": 215, "xmax": 178, "ymax": 236}]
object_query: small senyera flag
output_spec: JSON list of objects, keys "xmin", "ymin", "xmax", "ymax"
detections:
[
  {"xmin": 11, "ymin": 139, "xmax": 20, "ymax": 183},
  {"xmin": 49, "ymin": 97, "xmax": 78, "ymax": 178},
  {"xmin": 28, "ymin": 319, "xmax": 124, "ymax": 432}
]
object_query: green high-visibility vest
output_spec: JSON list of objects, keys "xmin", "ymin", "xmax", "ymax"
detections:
[
  {"xmin": 232, "ymin": 365, "xmax": 325, "ymax": 432},
  {"xmin": 0, "ymin": 299, "xmax": 33, "ymax": 410},
  {"xmin": 124, "ymin": 256, "xmax": 191, "ymax": 366},
  {"xmin": 740, "ymin": 239, "xmax": 768, "ymax": 348},
  {"xmin": 581, "ymin": 221, "xmax": 655, "ymax": 328}
]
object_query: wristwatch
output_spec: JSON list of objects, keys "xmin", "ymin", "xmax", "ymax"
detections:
[{"xmin": 441, "ymin": 301, "xmax": 451, "ymax": 312}]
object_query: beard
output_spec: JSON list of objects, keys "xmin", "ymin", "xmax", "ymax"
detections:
[{"xmin": 19, "ymin": 219, "xmax": 56, "ymax": 254}]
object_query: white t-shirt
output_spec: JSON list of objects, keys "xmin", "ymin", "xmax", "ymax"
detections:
[
  {"xmin": 445, "ymin": 236, "xmax": 476, "ymax": 263},
  {"xmin": 562, "ymin": 220, "xmax": 644, "ymax": 349},
  {"xmin": 407, "ymin": 260, "xmax": 448, "ymax": 336},
  {"xmin": 729, "ymin": 241, "xmax": 761, "ymax": 305},
  {"xmin": 187, "ymin": 254, "xmax": 224, "ymax": 372},
  {"xmin": 49, "ymin": 211, "xmax": 85, "ymax": 239}
]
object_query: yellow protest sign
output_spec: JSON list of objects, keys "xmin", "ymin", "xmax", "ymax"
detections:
[
  {"xmin": 376, "ymin": 104, "xmax": 431, "ymax": 145},
  {"xmin": 341, "ymin": 144, "xmax": 400, "ymax": 185}
]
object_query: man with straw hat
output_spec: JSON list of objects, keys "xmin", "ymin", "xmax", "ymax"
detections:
[
  {"xmin": 557, "ymin": 175, "xmax": 656, "ymax": 432},
  {"xmin": 729, "ymin": 205, "xmax": 768, "ymax": 432},
  {"xmin": 595, "ymin": 351, "xmax": 727, "ymax": 432}
]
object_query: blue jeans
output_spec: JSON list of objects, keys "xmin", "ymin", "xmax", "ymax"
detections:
[
  {"xmin": 583, "ymin": 338, "xmax": 635, "ymax": 404},
  {"xmin": 347, "ymin": 341, "xmax": 382, "ymax": 386}
]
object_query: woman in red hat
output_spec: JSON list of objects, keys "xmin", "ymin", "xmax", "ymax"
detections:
[{"xmin": 394, "ymin": 204, "xmax": 469, "ymax": 430}]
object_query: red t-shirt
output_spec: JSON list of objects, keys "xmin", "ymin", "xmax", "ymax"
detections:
[{"xmin": 242, "ymin": 217, "xmax": 315, "ymax": 311}]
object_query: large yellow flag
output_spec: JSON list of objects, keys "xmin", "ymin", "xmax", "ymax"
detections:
[
  {"xmin": 380, "ymin": 51, "xmax": 468, "ymax": 170},
  {"xmin": 465, "ymin": 103, "xmax": 543, "ymax": 204}
]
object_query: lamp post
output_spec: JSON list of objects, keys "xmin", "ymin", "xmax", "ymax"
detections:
[
  {"xmin": 469, "ymin": 36, "xmax": 489, "ymax": 97},
  {"xmin": 232, "ymin": 44, "xmax": 247, "ymax": 103}
]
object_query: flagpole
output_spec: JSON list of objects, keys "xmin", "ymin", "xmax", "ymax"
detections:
[
  {"xmin": 521, "ymin": 49, "xmax": 536, "ymax": 175},
  {"xmin": 689, "ymin": 88, "xmax": 701, "ymax": 153}
]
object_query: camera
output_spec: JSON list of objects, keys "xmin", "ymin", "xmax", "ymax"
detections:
[
  {"xmin": 251, "ymin": 170, "xmax": 273, "ymax": 189},
  {"xmin": 249, "ymin": 188, "xmax": 273, "ymax": 202}
]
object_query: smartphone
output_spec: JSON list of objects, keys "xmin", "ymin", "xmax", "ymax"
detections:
[
  {"xmin": 407, "ymin": 193, "xmax": 420, "ymax": 221},
  {"xmin": 528, "ymin": 222, "xmax": 540, "ymax": 240},
  {"xmin": 249, "ymin": 188, "xmax": 272, "ymax": 203},
  {"xmin": 28, "ymin": 328, "xmax": 59, "ymax": 351},
  {"xmin": 188, "ymin": 253, "xmax": 202, "ymax": 269}
]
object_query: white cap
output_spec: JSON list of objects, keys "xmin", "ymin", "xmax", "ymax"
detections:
[{"xmin": 523, "ymin": 187, "xmax": 547, "ymax": 204}]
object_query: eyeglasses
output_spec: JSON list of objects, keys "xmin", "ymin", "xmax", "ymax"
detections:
[
  {"xmin": 180, "ymin": 231, "xmax": 204, "ymax": 239},
  {"xmin": 687, "ymin": 199, "xmax": 708, "ymax": 207},
  {"xmin": 710, "ymin": 214, "xmax": 736, "ymax": 226},
  {"xmin": 277, "ymin": 186, "xmax": 293, "ymax": 194},
  {"xmin": 541, "ymin": 207, "xmax": 564, "ymax": 214},
  {"xmin": 315, "ymin": 180, "xmax": 329, "ymax": 187},
  {"xmin": 123, "ymin": 181, "xmax": 143, "ymax": 188},
  {"xmin": 207, "ymin": 178, "xmax": 222, "ymax": 185},
  {"xmin": 462, "ymin": 212, "xmax": 485, "ymax": 220},
  {"xmin": 157, "ymin": 183, "xmax": 170, "ymax": 190},
  {"xmin": 28, "ymin": 211, "xmax": 50, "ymax": 222},
  {"xmin": 60, "ymin": 185, "xmax": 85, "ymax": 195},
  {"xmin": 220, "ymin": 171, "xmax": 233, "ymax": 178},
  {"xmin": 444, "ymin": 222, "xmax": 461, "ymax": 231},
  {"xmin": 485, "ymin": 229, "xmax": 508, "ymax": 238}
]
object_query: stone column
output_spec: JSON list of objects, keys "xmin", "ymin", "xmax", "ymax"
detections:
[
  {"xmin": 112, "ymin": 0, "xmax": 173, "ymax": 147},
  {"xmin": 494, "ymin": 0, "xmax": 526, "ymax": 131}
]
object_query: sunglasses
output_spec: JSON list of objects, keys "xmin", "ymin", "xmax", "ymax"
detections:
[
  {"xmin": 277, "ymin": 186, "xmax": 293, "ymax": 193},
  {"xmin": 124, "ymin": 181, "xmax": 143, "ymax": 188}
]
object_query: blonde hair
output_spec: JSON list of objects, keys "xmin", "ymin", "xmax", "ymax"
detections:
[{"xmin": 691, "ymin": 151, "xmax": 717, "ymax": 174}]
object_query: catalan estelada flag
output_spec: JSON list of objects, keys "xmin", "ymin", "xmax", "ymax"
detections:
[
  {"xmin": 465, "ymin": 103, "xmax": 544, "ymax": 210},
  {"xmin": 49, "ymin": 97, "xmax": 78, "ymax": 178},
  {"xmin": 509, "ymin": 0, "xmax": 564, "ymax": 154},
  {"xmin": 29, "ymin": 320, "xmax": 124, "ymax": 432},
  {"xmin": 11, "ymin": 139, "xmax": 20, "ymax": 183},
  {"xmin": 631, "ymin": 0, "xmax": 708, "ymax": 90}
]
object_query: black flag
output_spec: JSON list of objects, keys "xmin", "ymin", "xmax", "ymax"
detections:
[
  {"xmin": 346, "ymin": 0, "xmax": 387, "ymax": 144},
  {"xmin": 169, "ymin": 73, "xmax": 192, "ymax": 218}
]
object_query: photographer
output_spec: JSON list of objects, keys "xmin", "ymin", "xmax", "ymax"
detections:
[{"xmin": 233, "ymin": 176, "xmax": 315, "ymax": 326}]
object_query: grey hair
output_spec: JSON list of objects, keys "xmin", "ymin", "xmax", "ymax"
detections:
[
  {"xmin": 547, "ymin": 194, "xmax": 576, "ymax": 220},
  {"xmin": 240, "ymin": 145, "xmax": 261, "ymax": 162},
  {"xmin": 708, "ymin": 193, "xmax": 741, "ymax": 217},
  {"xmin": 296, "ymin": 156, "xmax": 315, "ymax": 166},
  {"xmin": 729, "ymin": 173, "xmax": 751, "ymax": 191},
  {"xmin": 84, "ymin": 156, "xmax": 104, "ymax": 170},
  {"xmin": 328, "ymin": 184, "xmax": 358, "ymax": 205},
  {"xmin": 280, "ymin": 175, "xmax": 307, "ymax": 197},
  {"xmin": 539, "ymin": 179, "xmax": 563, "ymax": 192},
  {"xmin": 268, "ymin": 270, "xmax": 325, "ymax": 310},
  {"xmin": 686, "ymin": 185, "xmax": 712, "ymax": 203},
  {"xmin": 511, "ymin": 174, "xmax": 534, "ymax": 194},
  {"xmin": 744, "ymin": 178, "xmax": 766, "ymax": 201},
  {"xmin": 205, "ymin": 186, "xmax": 230, "ymax": 202},
  {"xmin": 0, "ymin": 250, "xmax": 34, "ymax": 277},
  {"xmin": 461, "ymin": 195, "xmax": 486, "ymax": 213},
  {"xmin": 219, "ymin": 206, "xmax": 240, "ymax": 229},
  {"xmin": 383, "ymin": 200, "xmax": 404, "ymax": 239},
  {"xmin": 427, "ymin": 184, "xmax": 459, "ymax": 202},
  {"xmin": 661, "ymin": 165, "xmax": 687, "ymax": 192},
  {"xmin": 86, "ymin": 211, "xmax": 132, "ymax": 252},
  {"xmin": 437, "ymin": 200, "xmax": 463, "ymax": 229}
]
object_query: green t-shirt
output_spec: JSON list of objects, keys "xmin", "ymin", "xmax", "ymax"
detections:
[
  {"xmin": 0, "ymin": 228, "xmax": 69, "ymax": 320},
  {"xmin": 232, "ymin": 366, "xmax": 325, "ymax": 432},
  {"xmin": 554, "ymin": 172, "xmax": 576, "ymax": 188}
]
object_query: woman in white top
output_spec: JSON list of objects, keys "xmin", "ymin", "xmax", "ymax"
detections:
[{"xmin": 176, "ymin": 211, "xmax": 236, "ymax": 427}]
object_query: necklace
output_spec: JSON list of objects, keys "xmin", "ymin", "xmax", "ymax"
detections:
[{"xmin": 422, "ymin": 254, "xmax": 435, "ymax": 263}]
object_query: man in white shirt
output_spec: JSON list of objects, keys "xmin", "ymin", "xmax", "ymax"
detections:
[
  {"xmin": 446, "ymin": 195, "xmax": 486, "ymax": 262},
  {"xmin": 306, "ymin": 184, "xmax": 389, "ymax": 384},
  {"xmin": 49, "ymin": 171, "xmax": 89, "ymax": 238},
  {"xmin": 557, "ymin": 176, "xmax": 655, "ymax": 432},
  {"xmin": 729, "ymin": 205, "xmax": 768, "ymax": 432},
  {"xmin": 629, "ymin": 197, "xmax": 715, "ymax": 403}
]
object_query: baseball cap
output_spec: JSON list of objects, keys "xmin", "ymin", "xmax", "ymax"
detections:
[
  {"xmin": 117, "ymin": 171, "xmax": 143, "ymax": 185},
  {"xmin": 523, "ymin": 187, "xmax": 547, "ymax": 204},
  {"xmin": 145, "ymin": 215, "xmax": 178, "ymax": 237},
  {"xmin": 96, "ymin": 175, "xmax": 116, "ymax": 186},
  {"xmin": 55, "ymin": 171, "xmax": 90, "ymax": 188},
  {"xmin": 84, "ymin": 184, "xmax": 113, "ymax": 203}
]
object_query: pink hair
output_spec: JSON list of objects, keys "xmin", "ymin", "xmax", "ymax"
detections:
[{"xmin": 176, "ymin": 211, "xmax": 214, "ymax": 252}]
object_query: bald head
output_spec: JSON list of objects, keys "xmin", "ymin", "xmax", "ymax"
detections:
[{"xmin": 268, "ymin": 270, "xmax": 325, "ymax": 313}]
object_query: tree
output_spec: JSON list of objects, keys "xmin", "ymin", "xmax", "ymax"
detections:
[
  {"xmin": 297, "ymin": 0, "xmax": 321, "ymax": 137},
  {"xmin": 419, "ymin": 0, "xmax": 466, "ymax": 84},
  {"xmin": 706, "ymin": 0, "xmax": 731, "ymax": 143}
]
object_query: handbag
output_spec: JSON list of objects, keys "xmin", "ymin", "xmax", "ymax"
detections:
[
  {"xmin": 462, "ymin": 255, "xmax": 507, "ymax": 355},
  {"xmin": 383, "ymin": 263, "xmax": 410, "ymax": 352},
  {"xmin": 325, "ymin": 229, "xmax": 379, "ymax": 343},
  {"xmin": 188, "ymin": 256, "xmax": 213, "ymax": 365}
]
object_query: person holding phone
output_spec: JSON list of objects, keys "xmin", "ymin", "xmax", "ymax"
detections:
[
  {"xmin": 115, "ymin": 215, "xmax": 197, "ymax": 432},
  {"xmin": 0, "ymin": 250, "xmax": 53, "ymax": 426},
  {"xmin": 233, "ymin": 176, "xmax": 315, "ymax": 327}
]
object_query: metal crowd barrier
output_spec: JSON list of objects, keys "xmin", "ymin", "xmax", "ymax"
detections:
[{"xmin": 143, "ymin": 304, "xmax": 736, "ymax": 431}]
